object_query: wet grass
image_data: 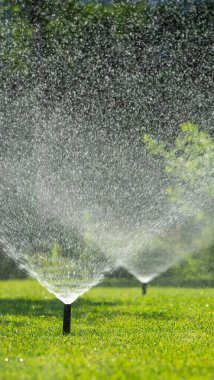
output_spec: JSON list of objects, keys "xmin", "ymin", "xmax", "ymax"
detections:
[{"xmin": 0, "ymin": 280, "xmax": 213, "ymax": 380}]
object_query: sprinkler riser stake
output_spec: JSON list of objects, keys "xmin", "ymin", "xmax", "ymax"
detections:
[
  {"xmin": 142, "ymin": 283, "xmax": 147, "ymax": 295},
  {"xmin": 63, "ymin": 303, "xmax": 71, "ymax": 334}
]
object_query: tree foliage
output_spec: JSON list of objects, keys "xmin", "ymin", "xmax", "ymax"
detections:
[
  {"xmin": 144, "ymin": 123, "xmax": 214, "ymax": 276},
  {"xmin": 144, "ymin": 123, "xmax": 214, "ymax": 214}
]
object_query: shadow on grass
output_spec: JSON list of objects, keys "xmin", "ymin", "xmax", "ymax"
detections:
[
  {"xmin": 0, "ymin": 299, "xmax": 180, "ymax": 323},
  {"xmin": 0, "ymin": 299, "xmax": 61, "ymax": 317},
  {"xmin": 0, "ymin": 318, "xmax": 27, "ymax": 327},
  {"xmin": 110, "ymin": 310, "xmax": 180, "ymax": 320},
  {"xmin": 0, "ymin": 298, "xmax": 121, "ymax": 318}
]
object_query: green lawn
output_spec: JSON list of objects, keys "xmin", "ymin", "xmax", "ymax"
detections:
[{"xmin": 0, "ymin": 280, "xmax": 213, "ymax": 380}]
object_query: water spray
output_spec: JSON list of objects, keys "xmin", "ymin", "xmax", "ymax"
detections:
[
  {"xmin": 63, "ymin": 304, "xmax": 71, "ymax": 334},
  {"xmin": 1, "ymin": 1, "xmax": 213, "ymax": 332}
]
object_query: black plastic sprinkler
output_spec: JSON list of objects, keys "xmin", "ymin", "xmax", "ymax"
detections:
[
  {"xmin": 141, "ymin": 283, "xmax": 147, "ymax": 295},
  {"xmin": 63, "ymin": 304, "xmax": 71, "ymax": 334}
]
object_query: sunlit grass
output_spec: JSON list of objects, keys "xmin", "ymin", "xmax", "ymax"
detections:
[{"xmin": 0, "ymin": 280, "xmax": 213, "ymax": 380}]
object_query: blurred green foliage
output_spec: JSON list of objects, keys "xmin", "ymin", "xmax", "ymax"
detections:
[
  {"xmin": 144, "ymin": 123, "xmax": 214, "ymax": 282},
  {"xmin": 0, "ymin": 1, "xmax": 32, "ymax": 79},
  {"xmin": 144, "ymin": 123, "xmax": 214, "ymax": 211},
  {"xmin": 1, "ymin": 0, "xmax": 213, "ymax": 96}
]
